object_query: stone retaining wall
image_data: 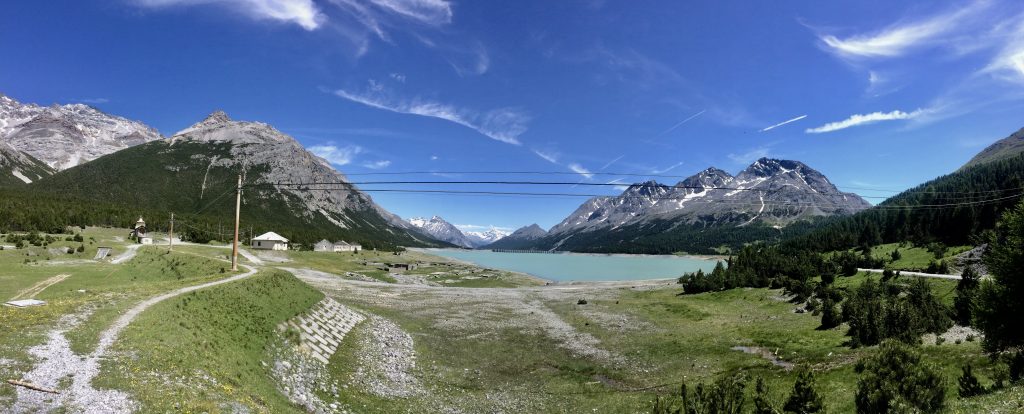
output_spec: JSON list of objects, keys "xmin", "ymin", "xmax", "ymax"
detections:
[{"xmin": 280, "ymin": 297, "xmax": 365, "ymax": 364}]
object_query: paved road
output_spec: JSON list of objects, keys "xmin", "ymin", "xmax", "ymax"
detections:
[{"xmin": 858, "ymin": 268, "xmax": 961, "ymax": 280}]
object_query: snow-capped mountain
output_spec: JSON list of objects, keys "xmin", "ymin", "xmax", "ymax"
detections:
[
  {"xmin": 465, "ymin": 228, "xmax": 510, "ymax": 245},
  {"xmin": 0, "ymin": 141, "xmax": 53, "ymax": 186},
  {"xmin": 483, "ymin": 224, "xmax": 548, "ymax": 249},
  {"xmin": 408, "ymin": 216, "xmax": 478, "ymax": 248},
  {"xmin": 548, "ymin": 158, "xmax": 870, "ymax": 237},
  {"xmin": 0, "ymin": 93, "xmax": 162, "ymax": 170}
]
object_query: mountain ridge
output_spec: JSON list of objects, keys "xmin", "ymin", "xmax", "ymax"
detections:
[
  {"xmin": 0, "ymin": 93, "xmax": 162, "ymax": 170},
  {"xmin": 25, "ymin": 110, "xmax": 439, "ymax": 249}
]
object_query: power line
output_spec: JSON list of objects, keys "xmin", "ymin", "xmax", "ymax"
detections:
[
  {"xmin": 316, "ymin": 170, "xmax": 1020, "ymax": 195},
  {"xmin": 248, "ymin": 183, "xmax": 1024, "ymax": 212},
  {"xmin": 247, "ymin": 179, "xmax": 1024, "ymax": 199}
]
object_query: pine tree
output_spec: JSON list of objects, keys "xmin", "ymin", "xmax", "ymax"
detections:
[
  {"xmin": 783, "ymin": 369, "xmax": 823, "ymax": 413},
  {"xmin": 958, "ymin": 364, "xmax": 986, "ymax": 398},
  {"xmin": 953, "ymin": 266, "xmax": 980, "ymax": 326},
  {"xmin": 753, "ymin": 377, "xmax": 779, "ymax": 414},
  {"xmin": 855, "ymin": 340, "xmax": 945, "ymax": 413},
  {"xmin": 976, "ymin": 199, "xmax": 1024, "ymax": 354},
  {"xmin": 819, "ymin": 297, "xmax": 840, "ymax": 330}
]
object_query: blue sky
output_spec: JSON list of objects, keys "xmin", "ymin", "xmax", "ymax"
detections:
[{"xmin": 3, "ymin": 1, "xmax": 1024, "ymax": 232}]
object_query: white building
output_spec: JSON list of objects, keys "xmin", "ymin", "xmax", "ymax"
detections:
[
  {"xmin": 313, "ymin": 239, "xmax": 334, "ymax": 252},
  {"xmin": 252, "ymin": 231, "xmax": 289, "ymax": 251},
  {"xmin": 333, "ymin": 241, "xmax": 362, "ymax": 252}
]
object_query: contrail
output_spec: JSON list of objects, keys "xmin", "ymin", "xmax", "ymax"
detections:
[
  {"xmin": 658, "ymin": 109, "xmax": 706, "ymax": 136},
  {"xmin": 600, "ymin": 155, "xmax": 625, "ymax": 171},
  {"xmin": 760, "ymin": 114, "xmax": 807, "ymax": 132}
]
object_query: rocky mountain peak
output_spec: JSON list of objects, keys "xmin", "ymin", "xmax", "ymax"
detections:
[
  {"xmin": 623, "ymin": 180, "xmax": 669, "ymax": 197},
  {"xmin": 0, "ymin": 92, "xmax": 162, "ymax": 170},
  {"xmin": 408, "ymin": 215, "xmax": 479, "ymax": 248},
  {"xmin": 679, "ymin": 167, "xmax": 734, "ymax": 189},
  {"xmin": 174, "ymin": 111, "xmax": 292, "ymax": 146},
  {"xmin": 203, "ymin": 110, "xmax": 232, "ymax": 125}
]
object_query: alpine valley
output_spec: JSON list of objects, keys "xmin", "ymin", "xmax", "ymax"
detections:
[{"xmin": 408, "ymin": 215, "xmax": 508, "ymax": 248}]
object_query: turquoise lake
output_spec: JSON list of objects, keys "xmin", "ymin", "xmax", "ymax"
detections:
[{"xmin": 417, "ymin": 249, "xmax": 722, "ymax": 282}]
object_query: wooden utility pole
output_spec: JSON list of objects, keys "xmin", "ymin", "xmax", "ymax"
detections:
[
  {"xmin": 168, "ymin": 213, "xmax": 175, "ymax": 251},
  {"xmin": 231, "ymin": 174, "xmax": 242, "ymax": 271}
]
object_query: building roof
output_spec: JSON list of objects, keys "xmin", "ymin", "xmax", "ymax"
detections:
[
  {"xmin": 333, "ymin": 241, "xmax": 350, "ymax": 246},
  {"xmin": 315, "ymin": 239, "xmax": 332, "ymax": 245},
  {"xmin": 253, "ymin": 231, "xmax": 289, "ymax": 242}
]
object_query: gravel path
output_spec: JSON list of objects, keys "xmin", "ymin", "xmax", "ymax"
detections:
[
  {"xmin": 108, "ymin": 244, "xmax": 142, "ymax": 264},
  {"xmin": 11, "ymin": 265, "xmax": 259, "ymax": 413},
  {"xmin": 858, "ymin": 268, "xmax": 961, "ymax": 280}
]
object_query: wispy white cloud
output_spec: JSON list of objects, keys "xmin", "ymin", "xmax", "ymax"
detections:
[
  {"xmin": 531, "ymin": 148, "xmax": 559, "ymax": 164},
  {"xmin": 568, "ymin": 163, "xmax": 593, "ymax": 179},
  {"xmin": 805, "ymin": 109, "xmax": 923, "ymax": 133},
  {"xmin": 446, "ymin": 42, "xmax": 490, "ymax": 76},
  {"xmin": 332, "ymin": 82, "xmax": 528, "ymax": 145},
  {"xmin": 389, "ymin": 73, "xmax": 407, "ymax": 83},
  {"xmin": 728, "ymin": 147, "xmax": 771, "ymax": 165},
  {"xmin": 132, "ymin": 0, "xmax": 324, "ymax": 30},
  {"xmin": 818, "ymin": 2, "xmax": 990, "ymax": 59},
  {"xmin": 363, "ymin": 160, "xmax": 391, "ymax": 169},
  {"xmin": 430, "ymin": 155, "xmax": 439, "ymax": 161},
  {"xmin": 366, "ymin": 0, "xmax": 451, "ymax": 25},
  {"xmin": 309, "ymin": 143, "xmax": 363, "ymax": 165},
  {"xmin": 76, "ymin": 97, "xmax": 110, "ymax": 104},
  {"xmin": 759, "ymin": 114, "xmax": 807, "ymax": 132},
  {"xmin": 980, "ymin": 17, "xmax": 1024, "ymax": 84}
]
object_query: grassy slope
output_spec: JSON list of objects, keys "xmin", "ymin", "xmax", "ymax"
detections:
[
  {"xmin": 0, "ymin": 227, "xmax": 241, "ymax": 405},
  {"xmin": 95, "ymin": 270, "xmax": 323, "ymax": 413},
  {"xmin": 825, "ymin": 242, "xmax": 972, "ymax": 273}
]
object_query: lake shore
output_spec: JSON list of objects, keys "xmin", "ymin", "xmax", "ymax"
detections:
[{"xmin": 410, "ymin": 248, "xmax": 719, "ymax": 283}]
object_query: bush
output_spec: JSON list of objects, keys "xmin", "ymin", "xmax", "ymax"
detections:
[
  {"xmin": 819, "ymin": 298, "xmax": 841, "ymax": 330},
  {"xmin": 753, "ymin": 377, "xmax": 778, "ymax": 414},
  {"xmin": 975, "ymin": 199, "xmax": 1024, "ymax": 354},
  {"xmin": 841, "ymin": 277, "xmax": 952, "ymax": 347},
  {"xmin": 855, "ymin": 340, "xmax": 945, "ymax": 413},
  {"xmin": 953, "ymin": 266, "xmax": 981, "ymax": 326},
  {"xmin": 783, "ymin": 369, "xmax": 823, "ymax": 413},
  {"xmin": 652, "ymin": 376, "xmax": 747, "ymax": 414},
  {"xmin": 958, "ymin": 364, "xmax": 986, "ymax": 398}
]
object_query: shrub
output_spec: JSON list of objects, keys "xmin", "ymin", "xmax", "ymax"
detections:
[
  {"xmin": 958, "ymin": 364, "xmax": 986, "ymax": 398},
  {"xmin": 819, "ymin": 298, "xmax": 841, "ymax": 330},
  {"xmin": 753, "ymin": 377, "xmax": 778, "ymax": 414},
  {"xmin": 975, "ymin": 199, "xmax": 1024, "ymax": 355},
  {"xmin": 652, "ymin": 376, "xmax": 747, "ymax": 414},
  {"xmin": 855, "ymin": 340, "xmax": 945, "ymax": 414},
  {"xmin": 783, "ymin": 369, "xmax": 823, "ymax": 413}
]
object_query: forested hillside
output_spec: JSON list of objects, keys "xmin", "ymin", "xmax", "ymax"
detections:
[
  {"xmin": 787, "ymin": 152, "xmax": 1024, "ymax": 252},
  {"xmin": 6, "ymin": 140, "xmax": 439, "ymax": 250}
]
